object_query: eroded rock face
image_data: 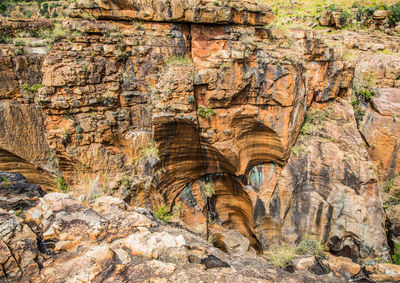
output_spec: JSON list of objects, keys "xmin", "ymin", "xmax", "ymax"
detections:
[
  {"xmin": 74, "ymin": 0, "xmax": 273, "ymax": 25},
  {"xmin": 0, "ymin": 0, "xmax": 393, "ymax": 264},
  {"xmin": 0, "ymin": 208, "xmax": 40, "ymax": 282},
  {"xmin": 356, "ymin": 55, "xmax": 400, "ymax": 180},
  {"xmin": 0, "ymin": 102, "xmax": 58, "ymax": 189},
  {"xmin": 250, "ymin": 101, "xmax": 389, "ymax": 259},
  {"xmin": 18, "ymin": 192, "xmax": 347, "ymax": 283},
  {"xmin": 0, "ymin": 171, "xmax": 45, "ymax": 212}
]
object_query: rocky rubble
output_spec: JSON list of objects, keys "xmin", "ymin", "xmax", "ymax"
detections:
[
  {"xmin": 1, "ymin": 182, "xmax": 400, "ymax": 282},
  {"xmin": 0, "ymin": 190, "xmax": 347, "ymax": 282}
]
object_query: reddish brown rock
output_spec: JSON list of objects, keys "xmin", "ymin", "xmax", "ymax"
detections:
[
  {"xmin": 74, "ymin": 0, "xmax": 273, "ymax": 26},
  {"xmin": 365, "ymin": 263, "xmax": 400, "ymax": 282},
  {"xmin": 251, "ymin": 101, "xmax": 389, "ymax": 259},
  {"xmin": 327, "ymin": 255, "xmax": 361, "ymax": 279}
]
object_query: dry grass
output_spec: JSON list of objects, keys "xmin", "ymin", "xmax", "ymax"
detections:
[
  {"xmin": 263, "ymin": 0, "xmax": 399, "ymax": 29},
  {"xmin": 266, "ymin": 245, "xmax": 295, "ymax": 268}
]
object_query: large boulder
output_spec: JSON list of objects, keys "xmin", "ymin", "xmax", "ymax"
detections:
[{"xmin": 0, "ymin": 171, "xmax": 45, "ymax": 212}]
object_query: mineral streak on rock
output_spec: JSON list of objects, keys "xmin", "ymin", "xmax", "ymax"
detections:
[{"xmin": 0, "ymin": 0, "xmax": 400, "ymax": 272}]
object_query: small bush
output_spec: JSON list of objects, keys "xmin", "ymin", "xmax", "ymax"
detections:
[
  {"xmin": 295, "ymin": 236, "xmax": 328, "ymax": 259},
  {"xmin": 339, "ymin": 9, "xmax": 353, "ymax": 27},
  {"xmin": 203, "ymin": 181, "xmax": 215, "ymax": 198},
  {"xmin": 57, "ymin": 176, "xmax": 70, "ymax": 193},
  {"xmin": 142, "ymin": 143, "xmax": 159, "ymax": 159},
  {"xmin": 2, "ymin": 176, "xmax": 8, "ymax": 188},
  {"xmin": 198, "ymin": 106, "xmax": 216, "ymax": 119},
  {"xmin": 75, "ymin": 125, "xmax": 83, "ymax": 133},
  {"xmin": 14, "ymin": 207, "xmax": 22, "ymax": 217},
  {"xmin": 267, "ymin": 245, "xmax": 295, "ymax": 268},
  {"xmin": 358, "ymin": 88, "xmax": 375, "ymax": 101},
  {"xmin": 386, "ymin": 174, "xmax": 400, "ymax": 192},
  {"xmin": 0, "ymin": 32, "xmax": 10, "ymax": 44},
  {"xmin": 23, "ymin": 84, "xmax": 43, "ymax": 93},
  {"xmin": 392, "ymin": 242, "xmax": 400, "ymax": 265},
  {"xmin": 389, "ymin": 2, "xmax": 400, "ymax": 27},
  {"xmin": 14, "ymin": 40, "xmax": 26, "ymax": 47},
  {"xmin": 154, "ymin": 205, "xmax": 173, "ymax": 223}
]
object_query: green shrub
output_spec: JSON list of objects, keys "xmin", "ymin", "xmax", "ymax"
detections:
[
  {"xmin": 142, "ymin": 143, "xmax": 159, "ymax": 159},
  {"xmin": 14, "ymin": 40, "xmax": 26, "ymax": 47},
  {"xmin": 15, "ymin": 207, "xmax": 22, "ymax": 217},
  {"xmin": 57, "ymin": 176, "xmax": 70, "ymax": 193},
  {"xmin": 2, "ymin": 176, "xmax": 8, "ymax": 188},
  {"xmin": 154, "ymin": 205, "xmax": 174, "ymax": 223},
  {"xmin": 0, "ymin": 32, "xmax": 10, "ymax": 44},
  {"xmin": 385, "ymin": 174, "xmax": 400, "ymax": 192},
  {"xmin": 295, "ymin": 236, "xmax": 328, "ymax": 259},
  {"xmin": 23, "ymin": 83, "xmax": 43, "ymax": 93},
  {"xmin": 75, "ymin": 125, "xmax": 82, "ymax": 134},
  {"xmin": 389, "ymin": 2, "xmax": 400, "ymax": 27},
  {"xmin": 267, "ymin": 245, "xmax": 295, "ymax": 268},
  {"xmin": 198, "ymin": 106, "xmax": 216, "ymax": 119},
  {"xmin": 392, "ymin": 242, "xmax": 400, "ymax": 265},
  {"xmin": 358, "ymin": 88, "xmax": 375, "ymax": 101},
  {"xmin": 339, "ymin": 9, "xmax": 353, "ymax": 27}
]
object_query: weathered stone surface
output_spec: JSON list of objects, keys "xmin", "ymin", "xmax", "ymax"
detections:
[
  {"xmin": 74, "ymin": 0, "xmax": 273, "ymax": 26},
  {"xmin": 327, "ymin": 255, "xmax": 361, "ymax": 279},
  {"xmin": 17, "ymin": 192, "xmax": 348, "ymax": 282},
  {"xmin": 0, "ymin": 171, "xmax": 45, "ymax": 212},
  {"xmin": 359, "ymin": 87, "xmax": 400, "ymax": 179},
  {"xmin": 293, "ymin": 256, "xmax": 316, "ymax": 270},
  {"xmin": 365, "ymin": 263, "xmax": 400, "ymax": 282},
  {"xmin": 0, "ymin": 1, "xmax": 397, "ymax": 270},
  {"xmin": 0, "ymin": 208, "xmax": 40, "ymax": 282},
  {"xmin": 250, "ymin": 100, "xmax": 389, "ymax": 259},
  {"xmin": 0, "ymin": 102, "xmax": 58, "ymax": 189}
]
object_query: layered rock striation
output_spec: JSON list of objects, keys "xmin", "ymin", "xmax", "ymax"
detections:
[{"xmin": 0, "ymin": 0, "xmax": 399, "ymax": 267}]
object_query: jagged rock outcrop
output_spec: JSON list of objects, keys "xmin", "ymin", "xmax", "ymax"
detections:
[
  {"xmin": 249, "ymin": 100, "xmax": 389, "ymax": 259},
  {"xmin": 3, "ymin": 191, "xmax": 349, "ymax": 283},
  {"xmin": 73, "ymin": 0, "xmax": 273, "ymax": 25},
  {"xmin": 356, "ymin": 55, "xmax": 400, "ymax": 180},
  {"xmin": 0, "ymin": 0, "xmax": 398, "ymax": 268},
  {"xmin": 0, "ymin": 171, "xmax": 45, "ymax": 212}
]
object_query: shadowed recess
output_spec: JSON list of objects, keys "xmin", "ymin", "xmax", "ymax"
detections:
[
  {"xmin": 0, "ymin": 148, "xmax": 56, "ymax": 190},
  {"xmin": 153, "ymin": 117, "xmax": 236, "ymax": 204},
  {"xmin": 232, "ymin": 115, "xmax": 285, "ymax": 175}
]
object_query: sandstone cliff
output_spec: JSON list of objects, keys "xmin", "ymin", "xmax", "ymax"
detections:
[{"xmin": 1, "ymin": 0, "xmax": 400, "ymax": 281}]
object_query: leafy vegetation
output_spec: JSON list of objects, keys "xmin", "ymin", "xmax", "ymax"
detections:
[
  {"xmin": 142, "ymin": 143, "xmax": 159, "ymax": 159},
  {"xmin": 14, "ymin": 207, "xmax": 22, "ymax": 217},
  {"xmin": 198, "ymin": 106, "xmax": 216, "ymax": 119},
  {"xmin": 359, "ymin": 88, "xmax": 375, "ymax": 101},
  {"xmin": 23, "ymin": 83, "xmax": 43, "ymax": 93},
  {"xmin": 56, "ymin": 176, "xmax": 70, "ymax": 193},
  {"xmin": 2, "ymin": 176, "xmax": 8, "ymax": 188},
  {"xmin": 389, "ymin": 2, "xmax": 400, "ymax": 26},
  {"xmin": 203, "ymin": 181, "xmax": 215, "ymax": 198},
  {"xmin": 300, "ymin": 108, "xmax": 330, "ymax": 135},
  {"xmin": 392, "ymin": 242, "xmax": 400, "ymax": 265},
  {"xmin": 295, "ymin": 236, "xmax": 329, "ymax": 259},
  {"xmin": 266, "ymin": 245, "xmax": 295, "ymax": 268},
  {"xmin": 291, "ymin": 145, "xmax": 307, "ymax": 156},
  {"xmin": 154, "ymin": 205, "xmax": 174, "ymax": 223}
]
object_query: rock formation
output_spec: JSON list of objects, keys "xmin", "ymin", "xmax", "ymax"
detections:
[{"xmin": 1, "ymin": 0, "xmax": 400, "ymax": 281}]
